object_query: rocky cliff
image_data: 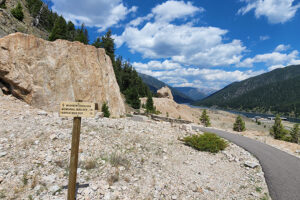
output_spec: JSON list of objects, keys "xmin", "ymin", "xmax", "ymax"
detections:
[{"xmin": 0, "ymin": 33, "xmax": 125, "ymax": 117}]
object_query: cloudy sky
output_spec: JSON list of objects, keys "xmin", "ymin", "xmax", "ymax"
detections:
[{"xmin": 48, "ymin": 0, "xmax": 300, "ymax": 90}]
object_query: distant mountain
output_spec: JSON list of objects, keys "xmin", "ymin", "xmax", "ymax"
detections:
[
  {"xmin": 138, "ymin": 73, "xmax": 194, "ymax": 103},
  {"xmin": 173, "ymin": 87, "xmax": 207, "ymax": 101},
  {"xmin": 195, "ymin": 65, "xmax": 300, "ymax": 117}
]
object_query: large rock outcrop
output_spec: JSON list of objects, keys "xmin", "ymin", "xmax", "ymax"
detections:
[
  {"xmin": 0, "ymin": 33, "xmax": 125, "ymax": 117},
  {"xmin": 157, "ymin": 86, "xmax": 173, "ymax": 100}
]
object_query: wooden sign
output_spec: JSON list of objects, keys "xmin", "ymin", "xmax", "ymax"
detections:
[{"xmin": 59, "ymin": 101, "xmax": 95, "ymax": 118}]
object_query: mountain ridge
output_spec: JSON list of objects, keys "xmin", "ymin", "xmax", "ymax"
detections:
[
  {"xmin": 196, "ymin": 65, "xmax": 300, "ymax": 117},
  {"xmin": 138, "ymin": 73, "xmax": 194, "ymax": 103}
]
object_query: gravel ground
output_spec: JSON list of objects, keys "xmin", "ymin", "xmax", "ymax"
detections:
[{"xmin": 0, "ymin": 95, "xmax": 270, "ymax": 199}]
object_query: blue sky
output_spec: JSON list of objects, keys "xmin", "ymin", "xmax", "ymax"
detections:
[{"xmin": 47, "ymin": 0, "xmax": 300, "ymax": 90}]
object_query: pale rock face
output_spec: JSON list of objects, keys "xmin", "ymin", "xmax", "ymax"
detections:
[
  {"xmin": 0, "ymin": 33, "xmax": 125, "ymax": 117},
  {"xmin": 157, "ymin": 86, "xmax": 173, "ymax": 100}
]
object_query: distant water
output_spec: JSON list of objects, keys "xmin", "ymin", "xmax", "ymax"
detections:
[{"xmin": 184, "ymin": 103, "xmax": 300, "ymax": 123}]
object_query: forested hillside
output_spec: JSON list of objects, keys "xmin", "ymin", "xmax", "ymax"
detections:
[
  {"xmin": 196, "ymin": 65, "xmax": 300, "ymax": 117},
  {"xmin": 173, "ymin": 87, "xmax": 207, "ymax": 101},
  {"xmin": 138, "ymin": 73, "xmax": 193, "ymax": 103}
]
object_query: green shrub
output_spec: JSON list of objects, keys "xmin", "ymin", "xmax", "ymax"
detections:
[
  {"xmin": 101, "ymin": 102, "xmax": 110, "ymax": 118},
  {"xmin": 0, "ymin": 0, "xmax": 6, "ymax": 9},
  {"xmin": 183, "ymin": 132, "xmax": 228, "ymax": 153},
  {"xmin": 11, "ymin": 2, "xmax": 24, "ymax": 21},
  {"xmin": 290, "ymin": 123, "xmax": 299, "ymax": 143},
  {"xmin": 233, "ymin": 115, "xmax": 246, "ymax": 132},
  {"xmin": 270, "ymin": 115, "xmax": 287, "ymax": 140},
  {"xmin": 200, "ymin": 109, "xmax": 211, "ymax": 127}
]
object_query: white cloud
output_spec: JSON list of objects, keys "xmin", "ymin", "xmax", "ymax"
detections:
[
  {"xmin": 274, "ymin": 44, "xmax": 291, "ymax": 52},
  {"xmin": 133, "ymin": 60, "xmax": 265, "ymax": 90},
  {"xmin": 239, "ymin": 50, "xmax": 299, "ymax": 67},
  {"xmin": 259, "ymin": 35, "xmax": 270, "ymax": 41},
  {"xmin": 151, "ymin": 0, "xmax": 204, "ymax": 22},
  {"xmin": 268, "ymin": 64, "xmax": 285, "ymax": 71},
  {"xmin": 116, "ymin": 22, "xmax": 245, "ymax": 67},
  {"xmin": 238, "ymin": 0, "xmax": 300, "ymax": 24},
  {"xmin": 132, "ymin": 60, "xmax": 181, "ymax": 70},
  {"xmin": 51, "ymin": 0, "xmax": 136, "ymax": 32}
]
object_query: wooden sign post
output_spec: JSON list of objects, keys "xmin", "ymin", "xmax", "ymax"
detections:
[{"xmin": 59, "ymin": 101, "xmax": 95, "ymax": 200}]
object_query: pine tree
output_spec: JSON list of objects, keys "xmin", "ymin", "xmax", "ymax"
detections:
[
  {"xmin": 101, "ymin": 102, "xmax": 110, "ymax": 118},
  {"xmin": 270, "ymin": 115, "xmax": 286, "ymax": 139},
  {"xmin": 74, "ymin": 24, "xmax": 89, "ymax": 44},
  {"xmin": 125, "ymin": 87, "xmax": 140, "ymax": 109},
  {"xmin": 290, "ymin": 123, "xmax": 299, "ymax": 143},
  {"xmin": 146, "ymin": 93, "xmax": 154, "ymax": 113},
  {"xmin": 49, "ymin": 16, "xmax": 67, "ymax": 41},
  {"xmin": 233, "ymin": 116, "xmax": 246, "ymax": 132},
  {"xmin": 200, "ymin": 109, "xmax": 211, "ymax": 127},
  {"xmin": 101, "ymin": 29, "xmax": 115, "ymax": 64},
  {"xmin": 11, "ymin": 2, "xmax": 24, "ymax": 21},
  {"xmin": 66, "ymin": 21, "xmax": 75, "ymax": 41},
  {"xmin": 92, "ymin": 37, "xmax": 102, "ymax": 48}
]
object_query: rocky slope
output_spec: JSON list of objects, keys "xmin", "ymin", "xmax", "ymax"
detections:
[
  {"xmin": 0, "ymin": 33, "xmax": 125, "ymax": 117},
  {"xmin": 0, "ymin": 95, "xmax": 270, "ymax": 199},
  {"xmin": 0, "ymin": 0, "xmax": 48, "ymax": 39}
]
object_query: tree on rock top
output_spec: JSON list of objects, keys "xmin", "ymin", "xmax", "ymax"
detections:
[
  {"xmin": 233, "ymin": 115, "xmax": 246, "ymax": 132},
  {"xmin": 11, "ymin": 2, "xmax": 24, "ymax": 21},
  {"xmin": 49, "ymin": 16, "xmax": 67, "ymax": 41},
  {"xmin": 200, "ymin": 109, "xmax": 211, "ymax": 127}
]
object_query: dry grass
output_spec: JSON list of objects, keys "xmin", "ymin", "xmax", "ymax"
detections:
[
  {"xmin": 109, "ymin": 153, "xmax": 130, "ymax": 169},
  {"xmin": 107, "ymin": 170, "xmax": 119, "ymax": 186}
]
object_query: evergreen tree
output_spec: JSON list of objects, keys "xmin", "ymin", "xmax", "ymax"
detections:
[
  {"xmin": 233, "ymin": 116, "xmax": 246, "ymax": 132},
  {"xmin": 66, "ymin": 21, "xmax": 75, "ymax": 41},
  {"xmin": 146, "ymin": 93, "xmax": 154, "ymax": 113},
  {"xmin": 125, "ymin": 87, "xmax": 140, "ymax": 109},
  {"xmin": 11, "ymin": 2, "xmax": 24, "ymax": 21},
  {"xmin": 101, "ymin": 102, "xmax": 110, "ymax": 118},
  {"xmin": 101, "ymin": 29, "xmax": 115, "ymax": 64},
  {"xmin": 270, "ymin": 115, "xmax": 286, "ymax": 139},
  {"xmin": 74, "ymin": 24, "xmax": 89, "ymax": 44},
  {"xmin": 290, "ymin": 123, "xmax": 299, "ymax": 143},
  {"xmin": 92, "ymin": 37, "xmax": 102, "ymax": 48},
  {"xmin": 49, "ymin": 16, "xmax": 67, "ymax": 41},
  {"xmin": 200, "ymin": 109, "xmax": 211, "ymax": 127}
]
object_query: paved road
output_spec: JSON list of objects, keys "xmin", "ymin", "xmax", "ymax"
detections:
[{"xmin": 193, "ymin": 126, "xmax": 300, "ymax": 200}]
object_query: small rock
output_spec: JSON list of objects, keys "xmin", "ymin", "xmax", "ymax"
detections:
[
  {"xmin": 171, "ymin": 195, "xmax": 177, "ymax": 200},
  {"xmin": 244, "ymin": 161, "xmax": 259, "ymax": 168},
  {"xmin": 0, "ymin": 152, "xmax": 7, "ymax": 157},
  {"xmin": 37, "ymin": 110, "xmax": 48, "ymax": 116},
  {"xmin": 49, "ymin": 185, "xmax": 60, "ymax": 194},
  {"xmin": 50, "ymin": 134, "xmax": 58, "ymax": 140},
  {"xmin": 295, "ymin": 150, "xmax": 300, "ymax": 154}
]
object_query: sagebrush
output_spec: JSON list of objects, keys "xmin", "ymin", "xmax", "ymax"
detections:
[{"xmin": 183, "ymin": 132, "xmax": 228, "ymax": 153}]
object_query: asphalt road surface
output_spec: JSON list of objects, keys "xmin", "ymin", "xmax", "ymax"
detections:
[{"xmin": 194, "ymin": 126, "xmax": 300, "ymax": 200}]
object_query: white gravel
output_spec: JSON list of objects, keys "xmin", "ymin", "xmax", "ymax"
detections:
[{"xmin": 0, "ymin": 95, "xmax": 270, "ymax": 199}]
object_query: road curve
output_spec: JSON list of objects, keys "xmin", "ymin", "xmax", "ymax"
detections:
[{"xmin": 194, "ymin": 127, "xmax": 300, "ymax": 200}]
